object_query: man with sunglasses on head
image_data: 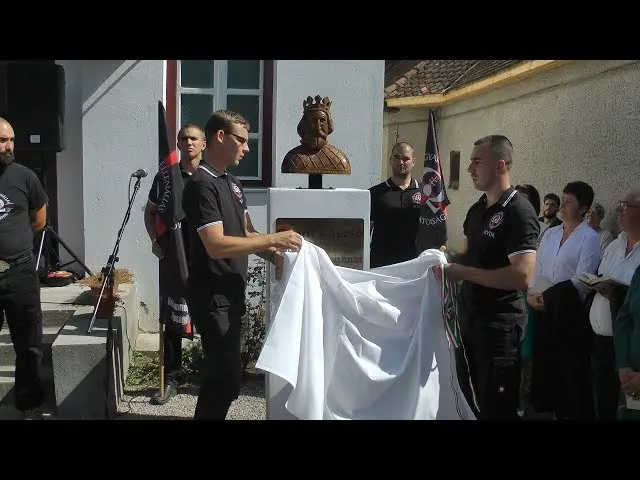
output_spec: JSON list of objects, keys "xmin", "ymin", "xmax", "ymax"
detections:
[{"xmin": 182, "ymin": 110, "xmax": 303, "ymax": 420}]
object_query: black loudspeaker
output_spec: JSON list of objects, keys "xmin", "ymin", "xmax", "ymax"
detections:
[{"xmin": 6, "ymin": 62, "xmax": 65, "ymax": 152}]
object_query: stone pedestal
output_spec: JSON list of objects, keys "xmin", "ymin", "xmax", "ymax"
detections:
[{"xmin": 265, "ymin": 187, "xmax": 370, "ymax": 420}]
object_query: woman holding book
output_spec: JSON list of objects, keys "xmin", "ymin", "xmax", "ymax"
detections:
[
  {"xmin": 585, "ymin": 190, "xmax": 640, "ymax": 419},
  {"xmin": 527, "ymin": 181, "xmax": 601, "ymax": 419}
]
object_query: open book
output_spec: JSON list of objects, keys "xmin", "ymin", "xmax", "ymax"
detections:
[
  {"xmin": 627, "ymin": 395, "xmax": 640, "ymax": 411},
  {"xmin": 578, "ymin": 273, "xmax": 624, "ymax": 288}
]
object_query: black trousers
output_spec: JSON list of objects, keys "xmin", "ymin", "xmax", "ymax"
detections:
[
  {"xmin": 591, "ymin": 334, "xmax": 620, "ymax": 420},
  {"xmin": 187, "ymin": 286, "xmax": 247, "ymax": 420},
  {"xmin": 455, "ymin": 322, "xmax": 522, "ymax": 420},
  {"xmin": 163, "ymin": 327, "xmax": 183, "ymax": 388},
  {"xmin": 0, "ymin": 256, "xmax": 44, "ymax": 411}
]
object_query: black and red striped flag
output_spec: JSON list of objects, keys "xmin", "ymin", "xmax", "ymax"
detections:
[
  {"xmin": 156, "ymin": 101, "xmax": 191, "ymax": 337},
  {"xmin": 416, "ymin": 109, "xmax": 450, "ymax": 253}
]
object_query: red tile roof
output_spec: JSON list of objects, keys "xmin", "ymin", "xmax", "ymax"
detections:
[{"xmin": 384, "ymin": 60, "xmax": 524, "ymax": 99}]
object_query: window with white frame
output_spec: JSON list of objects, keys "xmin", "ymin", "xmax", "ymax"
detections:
[{"xmin": 177, "ymin": 60, "xmax": 272, "ymax": 186}]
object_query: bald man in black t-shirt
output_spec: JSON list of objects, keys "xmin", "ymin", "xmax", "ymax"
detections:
[{"xmin": 0, "ymin": 118, "xmax": 48, "ymax": 420}]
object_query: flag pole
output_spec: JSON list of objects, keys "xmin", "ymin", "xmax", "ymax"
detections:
[
  {"xmin": 158, "ymin": 322, "xmax": 165, "ymax": 398},
  {"xmin": 153, "ymin": 100, "xmax": 189, "ymax": 401}
]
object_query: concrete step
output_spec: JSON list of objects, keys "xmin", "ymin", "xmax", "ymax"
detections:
[
  {"xmin": 0, "ymin": 365, "xmax": 15, "ymax": 401},
  {"xmin": 0, "ymin": 326, "xmax": 63, "ymax": 367},
  {"xmin": 0, "ymin": 364, "xmax": 57, "ymax": 416},
  {"xmin": 0, "ymin": 300, "xmax": 79, "ymax": 408},
  {"xmin": 40, "ymin": 304, "xmax": 78, "ymax": 329},
  {"xmin": 0, "ymin": 282, "xmax": 139, "ymax": 419}
]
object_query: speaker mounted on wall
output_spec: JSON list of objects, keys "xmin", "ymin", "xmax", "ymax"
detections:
[{"xmin": 5, "ymin": 62, "xmax": 65, "ymax": 152}]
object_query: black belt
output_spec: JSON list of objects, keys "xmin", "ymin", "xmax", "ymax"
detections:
[{"xmin": 0, "ymin": 252, "xmax": 33, "ymax": 273}]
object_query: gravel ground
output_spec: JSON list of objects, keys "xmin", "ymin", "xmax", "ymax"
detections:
[
  {"xmin": 0, "ymin": 372, "xmax": 266, "ymax": 420},
  {"xmin": 114, "ymin": 373, "xmax": 266, "ymax": 420}
]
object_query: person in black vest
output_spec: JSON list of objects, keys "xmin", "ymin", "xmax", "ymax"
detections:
[
  {"xmin": 144, "ymin": 124, "xmax": 206, "ymax": 404},
  {"xmin": 369, "ymin": 142, "xmax": 423, "ymax": 268},
  {"xmin": 446, "ymin": 135, "xmax": 539, "ymax": 420},
  {"xmin": 0, "ymin": 118, "xmax": 48, "ymax": 420},
  {"xmin": 182, "ymin": 110, "xmax": 302, "ymax": 420}
]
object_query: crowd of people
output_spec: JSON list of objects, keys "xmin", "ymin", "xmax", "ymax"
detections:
[
  {"xmin": 2, "ymin": 99, "xmax": 638, "ymax": 420},
  {"xmin": 370, "ymin": 134, "xmax": 640, "ymax": 420}
]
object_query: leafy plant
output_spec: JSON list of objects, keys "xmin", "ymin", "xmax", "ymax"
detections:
[
  {"xmin": 125, "ymin": 341, "xmax": 204, "ymax": 391},
  {"xmin": 126, "ymin": 259, "xmax": 267, "ymax": 390},
  {"xmin": 241, "ymin": 258, "xmax": 268, "ymax": 371},
  {"xmin": 182, "ymin": 340, "xmax": 204, "ymax": 377},
  {"xmin": 126, "ymin": 351, "xmax": 160, "ymax": 389}
]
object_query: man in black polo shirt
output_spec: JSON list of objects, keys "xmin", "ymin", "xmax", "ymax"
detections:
[
  {"xmin": 182, "ymin": 110, "xmax": 302, "ymax": 420},
  {"xmin": 144, "ymin": 123, "xmax": 206, "ymax": 404},
  {"xmin": 0, "ymin": 118, "xmax": 48, "ymax": 420},
  {"xmin": 445, "ymin": 135, "xmax": 539, "ymax": 420},
  {"xmin": 369, "ymin": 142, "xmax": 423, "ymax": 268}
]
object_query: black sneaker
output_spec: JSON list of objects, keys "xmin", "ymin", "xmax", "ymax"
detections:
[
  {"xmin": 150, "ymin": 384, "xmax": 178, "ymax": 405},
  {"xmin": 22, "ymin": 407, "xmax": 44, "ymax": 420}
]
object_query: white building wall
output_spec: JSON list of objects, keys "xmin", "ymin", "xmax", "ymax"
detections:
[
  {"xmin": 56, "ymin": 60, "xmax": 164, "ymax": 331},
  {"xmin": 55, "ymin": 60, "xmax": 85, "ymax": 265}
]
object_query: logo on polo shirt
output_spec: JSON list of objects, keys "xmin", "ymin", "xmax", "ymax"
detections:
[
  {"xmin": 412, "ymin": 192, "xmax": 422, "ymax": 205},
  {"xmin": 230, "ymin": 182, "xmax": 243, "ymax": 204},
  {"xmin": 0, "ymin": 194, "xmax": 14, "ymax": 222},
  {"xmin": 489, "ymin": 212, "xmax": 504, "ymax": 229},
  {"xmin": 483, "ymin": 212, "xmax": 504, "ymax": 239}
]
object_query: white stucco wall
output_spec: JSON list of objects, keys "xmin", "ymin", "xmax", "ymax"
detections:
[
  {"xmin": 273, "ymin": 60, "xmax": 384, "ymax": 190},
  {"xmin": 55, "ymin": 60, "xmax": 164, "ymax": 331},
  {"xmin": 384, "ymin": 60, "xmax": 640, "ymax": 252},
  {"xmin": 55, "ymin": 61, "xmax": 85, "ymax": 264}
]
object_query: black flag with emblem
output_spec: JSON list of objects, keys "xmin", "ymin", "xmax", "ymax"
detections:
[
  {"xmin": 155, "ymin": 101, "xmax": 192, "ymax": 338},
  {"xmin": 416, "ymin": 109, "xmax": 450, "ymax": 253}
]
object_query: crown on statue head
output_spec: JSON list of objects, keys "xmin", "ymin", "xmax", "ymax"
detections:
[{"xmin": 303, "ymin": 95, "xmax": 332, "ymax": 115}]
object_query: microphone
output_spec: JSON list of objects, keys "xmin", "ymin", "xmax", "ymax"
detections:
[{"xmin": 131, "ymin": 168, "xmax": 148, "ymax": 179}]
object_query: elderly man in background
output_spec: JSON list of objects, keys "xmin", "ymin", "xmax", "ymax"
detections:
[
  {"xmin": 586, "ymin": 189, "xmax": 640, "ymax": 419},
  {"xmin": 587, "ymin": 202, "xmax": 615, "ymax": 258}
]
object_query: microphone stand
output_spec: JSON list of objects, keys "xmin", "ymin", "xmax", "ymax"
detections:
[{"xmin": 87, "ymin": 173, "xmax": 145, "ymax": 420}]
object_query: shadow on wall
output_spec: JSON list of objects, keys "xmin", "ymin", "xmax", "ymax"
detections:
[{"xmin": 81, "ymin": 60, "xmax": 141, "ymax": 118}]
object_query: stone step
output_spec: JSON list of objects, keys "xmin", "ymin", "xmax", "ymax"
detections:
[
  {"xmin": 0, "ymin": 282, "xmax": 139, "ymax": 419},
  {"xmin": 0, "ymin": 326, "xmax": 63, "ymax": 366},
  {"xmin": 40, "ymin": 304, "xmax": 78, "ymax": 329},
  {"xmin": 1, "ymin": 305, "xmax": 76, "ymax": 331},
  {"xmin": 0, "ymin": 364, "xmax": 56, "ymax": 412},
  {"xmin": 0, "ymin": 365, "xmax": 15, "ymax": 400}
]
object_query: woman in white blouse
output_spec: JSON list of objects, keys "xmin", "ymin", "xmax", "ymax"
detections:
[{"xmin": 527, "ymin": 181, "xmax": 601, "ymax": 419}]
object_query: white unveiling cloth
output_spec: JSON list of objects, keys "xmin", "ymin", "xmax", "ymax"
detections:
[{"xmin": 255, "ymin": 240, "xmax": 476, "ymax": 420}]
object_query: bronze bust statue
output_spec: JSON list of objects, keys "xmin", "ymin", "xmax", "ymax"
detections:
[{"xmin": 281, "ymin": 95, "xmax": 351, "ymax": 175}]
